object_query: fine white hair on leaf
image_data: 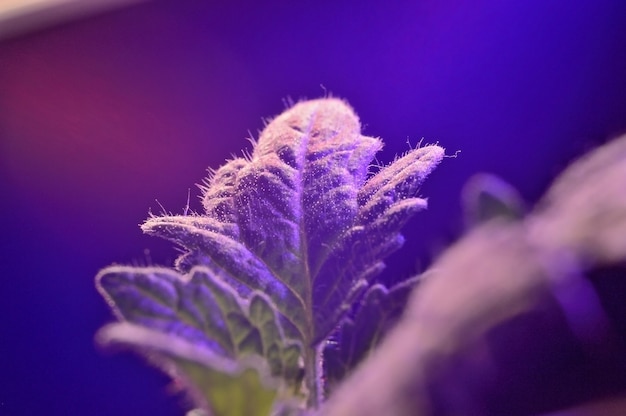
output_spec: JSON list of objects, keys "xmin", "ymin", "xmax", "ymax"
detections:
[{"xmin": 97, "ymin": 97, "xmax": 445, "ymax": 411}]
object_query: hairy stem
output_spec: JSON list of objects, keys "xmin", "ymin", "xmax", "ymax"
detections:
[{"xmin": 305, "ymin": 344, "xmax": 324, "ymax": 408}]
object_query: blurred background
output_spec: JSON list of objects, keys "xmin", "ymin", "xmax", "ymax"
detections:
[{"xmin": 1, "ymin": 1, "xmax": 626, "ymax": 415}]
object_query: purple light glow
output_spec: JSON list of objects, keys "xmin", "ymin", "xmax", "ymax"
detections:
[{"xmin": 1, "ymin": 1, "xmax": 626, "ymax": 415}]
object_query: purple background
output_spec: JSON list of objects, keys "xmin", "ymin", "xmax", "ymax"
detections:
[{"xmin": 1, "ymin": 1, "xmax": 626, "ymax": 415}]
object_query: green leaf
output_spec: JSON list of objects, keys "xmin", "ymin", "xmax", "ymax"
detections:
[
  {"xmin": 96, "ymin": 266, "xmax": 303, "ymax": 388},
  {"xmin": 98, "ymin": 323, "xmax": 280, "ymax": 416},
  {"xmin": 177, "ymin": 360, "xmax": 275, "ymax": 416}
]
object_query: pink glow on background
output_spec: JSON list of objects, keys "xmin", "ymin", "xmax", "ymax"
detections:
[{"xmin": 1, "ymin": 1, "xmax": 626, "ymax": 415}]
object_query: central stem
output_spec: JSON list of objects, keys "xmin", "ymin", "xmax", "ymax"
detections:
[{"xmin": 305, "ymin": 343, "xmax": 324, "ymax": 408}]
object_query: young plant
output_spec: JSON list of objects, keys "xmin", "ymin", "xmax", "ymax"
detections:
[{"xmin": 96, "ymin": 98, "xmax": 444, "ymax": 415}]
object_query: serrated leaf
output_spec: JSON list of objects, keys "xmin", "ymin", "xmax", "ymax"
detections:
[
  {"xmin": 97, "ymin": 98, "xmax": 444, "ymax": 409},
  {"xmin": 323, "ymin": 275, "xmax": 421, "ymax": 394},
  {"xmin": 141, "ymin": 98, "xmax": 444, "ymax": 347},
  {"xmin": 96, "ymin": 266, "xmax": 303, "ymax": 387},
  {"xmin": 98, "ymin": 323, "xmax": 279, "ymax": 416}
]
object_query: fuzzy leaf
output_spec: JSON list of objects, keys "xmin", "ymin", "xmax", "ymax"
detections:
[
  {"xmin": 96, "ymin": 266, "xmax": 303, "ymax": 386},
  {"xmin": 176, "ymin": 360, "xmax": 276, "ymax": 416},
  {"xmin": 141, "ymin": 98, "xmax": 444, "ymax": 346},
  {"xmin": 97, "ymin": 98, "xmax": 444, "ymax": 412},
  {"xmin": 323, "ymin": 276, "xmax": 421, "ymax": 393},
  {"xmin": 98, "ymin": 323, "xmax": 279, "ymax": 416}
]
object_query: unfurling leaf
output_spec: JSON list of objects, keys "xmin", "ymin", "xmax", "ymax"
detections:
[
  {"xmin": 97, "ymin": 97, "xmax": 444, "ymax": 411},
  {"xmin": 142, "ymin": 98, "xmax": 444, "ymax": 346}
]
